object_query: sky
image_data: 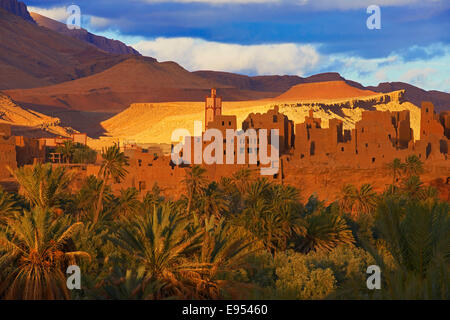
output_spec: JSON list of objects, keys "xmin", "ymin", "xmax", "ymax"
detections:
[{"xmin": 26, "ymin": 0, "xmax": 450, "ymax": 92}]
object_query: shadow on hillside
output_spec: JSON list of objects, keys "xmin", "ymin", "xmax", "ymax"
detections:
[{"xmin": 13, "ymin": 102, "xmax": 114, "ymax": 138}]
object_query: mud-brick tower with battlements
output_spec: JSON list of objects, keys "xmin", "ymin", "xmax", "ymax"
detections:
[{"xmin": 205, "ymin": 88, "xmax": 222, "ymax": 130}]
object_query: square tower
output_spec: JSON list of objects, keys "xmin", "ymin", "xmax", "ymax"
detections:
[{"xmin": 205, "ymin": 88, "xmax": 222, "ymax": 129}]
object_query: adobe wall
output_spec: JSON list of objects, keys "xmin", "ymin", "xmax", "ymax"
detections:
[
  {"xmin": 421, "ymin": 101, "xmax": 444, "ymax": 140},
  {"xmin": 282, "ymin": 160, "xmax": 450, "ymax": 203},
  {"xmin": 242, "ymin": 106, "xmax": 294, "ymax": 154}
]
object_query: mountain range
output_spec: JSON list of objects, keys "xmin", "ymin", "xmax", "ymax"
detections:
[{"xmin": 0, "ymin": 0, "xmax": 448, "ymax": 139}]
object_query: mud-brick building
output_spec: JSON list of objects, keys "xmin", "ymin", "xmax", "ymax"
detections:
[
  {"xmin": 353, "ymin": 110, "xmax": 414, "ymax": 166},
  {"xmin": 182, "ymin": 89, "xmax": 290, "ymax": 166},
  {"xmin": 242, "ymin": 105, "xmax": 294, "ymax": 154},
  {"xmin": 294, "ymin": 110, "xmax": 354, "ymax": 161},
  {"xmin": 121, "ymin": 144, "xmax": 177, "ymax": 193},
  {"xmin": 0, "ymin": 124, "xmax": 17, "ymax": 179},
  {"xmin": 293, "ymin": 102, "xmax": 449, "ymax": 167}
]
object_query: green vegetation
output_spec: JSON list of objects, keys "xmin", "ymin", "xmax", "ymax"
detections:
[
  {"xmin": 54, "ymin": 140, "xmax": 97, "ymax": 164},
  {"xmin": 0, "ymin": 151, "xmax": 448, "ymax": 300}
]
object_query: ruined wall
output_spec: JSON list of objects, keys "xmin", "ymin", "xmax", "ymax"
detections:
[
  {"xmin": 242, "ymin": 106, "xmax": 294, "ymax": 154},
  {"xmin": 15, "ymin": 136, "xmax": 45, "ymax": 166},
  {"xmin": 0, "ymin": 124, "xmax": 16, "ymax": 179}
]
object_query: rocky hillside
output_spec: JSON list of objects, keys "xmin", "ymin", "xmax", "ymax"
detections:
[
  {"xmin": 0, "ymin": 7, "xmax": 128, "ymax": 90},
  {"xmin": 0, "ymin": 92, "xmax": 76, "ymax": 137},
  {"xmin": 365, "ymin": 82, "xmax": 450, "ymax": 113},
  {"xmin": 30, "ymin": 12, "xmax": 141, "ymax": 56},
  {"xmin": 0, "ymin": 0, "xmax": 34, "ymax": 22}
]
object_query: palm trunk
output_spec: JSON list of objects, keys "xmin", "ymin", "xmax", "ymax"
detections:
[
  {"xmin": 186, "ymin": 194, "xmax": 192, "ymax": 214},
  {"xmin": 94, "ymin": 172, "xmax": 109, "ymax": 224}
]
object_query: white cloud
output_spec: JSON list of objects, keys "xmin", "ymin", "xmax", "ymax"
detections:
[
  {"xmin": 89, "ymin": 16, "xmax": 113, "ymax": 29},
  {"xmin": 134, "ymin": 37, "xmax": 449, "ymax": 91},
  {"xmin": 332, "ymin": 44, "xmax": 450, "ymax": 92},
  {"xmin": 400, "ymin": 68, "xmax": 437, "ymax": 87},
  {"xmin": 141, "ymin": 0, "xmax": 280, "ymax": 3},
  {"xmin": 134, "ymin": 37, "xmax": 321, "ymax": 75},
  {"xmin": 301, "ymin": 0, "xmax": 438, "ymax": 10},
  {"xmin": 28, "ymin": 6, "xmax": 68, "ymax": 22},
  {"xmin": 137, "ymin": 0, "xmax": 443, "ymax": 9},
  {"xmin": 29, "ymin": 6, "xmax": 115, "ymax": 31}
]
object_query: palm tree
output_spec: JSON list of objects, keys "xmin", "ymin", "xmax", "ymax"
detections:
[
  {"xmin": 232, "ymin": 181, "xmax": 304, "ymax": 253},
  {"xmin": 183, "ymin": 165, "xmax": 208, "ymax": 214},
  {"xmin": 112, "ymin": 203, "xmax": 204, "ymax": 298},
  {"xmin": 116, "ymin": 187, "xmax": 142, "ymax": 219},
  {"xmin": 94, "ymin": 144, "xmax": 129, "ymax": 224},
  {"xmin": 244, "ymin": 178, "xmax": 272, "ymax": 207},
  {"xmin": 295, "ymin": 210, "xmax": 355, "ymax": 254},
  {"xmin": 232, "ymin": 168, "xmax": 253, "ymax": 194},
  {"xmin": 200, "ymin": 182, "xmax": 229, "ymax": 219},
  {"xmin": 339, "ymin": 184, "xmax": 378, "ymax": 217},
  {"xmin": 268, "ymin": 184, "xmax": 303, "ymax": 248},
  {"xmin": 403, "ymin": 155, "xmax": 424, "ymax": 177},
  {"xmin": 143, "ymin": 183, "xmax": 164, "ymax": 213},
  {"xmin": 0, "ymin": 207, "xmax": 89, "ymax": 299},
  {"xmin": 401, "ymin": 175, "xmax": 426, "ymax": 200},
  {"xmin": 269, "ymin": 184, "xmax": 300, "ymax": 209},
  {"xmin": 101, "ymin": 266, "xmax": 167, "ymax": 300},
  {"xmin": 193, "ymin": 217, "xmax": 256, "ymax": 298},
  {"xmin": 0, "ymin": 188, "xmax": 20, "ymax": 223},
  {"xmin": 386, "ymin": 158, "xmax": 404, "ymax": 185},
  {"xmin": 56, "ymin": 140, "xmax": 75, "ymax": 164},
  {"xmin": 368, "ymin": 199, "xmax": 450, "ymax": 299},
  {"xmin": 10, "ymin": 163, "xmax": 73, "ymax": 210}
]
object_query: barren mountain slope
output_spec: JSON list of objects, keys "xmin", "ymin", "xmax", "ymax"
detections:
[
  {"xmin": 30, "ymin": 12, "xmax": 141, "ymax": 56},
  {"xmin": 0, "ymin": 7, "xmax": 128, "ymax": 90},
  {"xmin": 276, "ymin": 81, "xmax": 377, "ymax": 101},
  {"xmin": 6, "ymin": 58, "xmax": 284, "ymax": 113}
]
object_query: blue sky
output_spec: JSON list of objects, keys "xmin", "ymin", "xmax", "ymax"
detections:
[{"xmin": 27, "ymin": 0, "xmax": 450, "ymax": 92}]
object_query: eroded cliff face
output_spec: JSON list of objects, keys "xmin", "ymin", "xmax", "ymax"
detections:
[
  {"xmin": 280, "ymin": 90, "xmax": 404, "ymax": 110},
  {"xmin": 0, "ymin": 0, "xmax": 34, "ymax": 23}
]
